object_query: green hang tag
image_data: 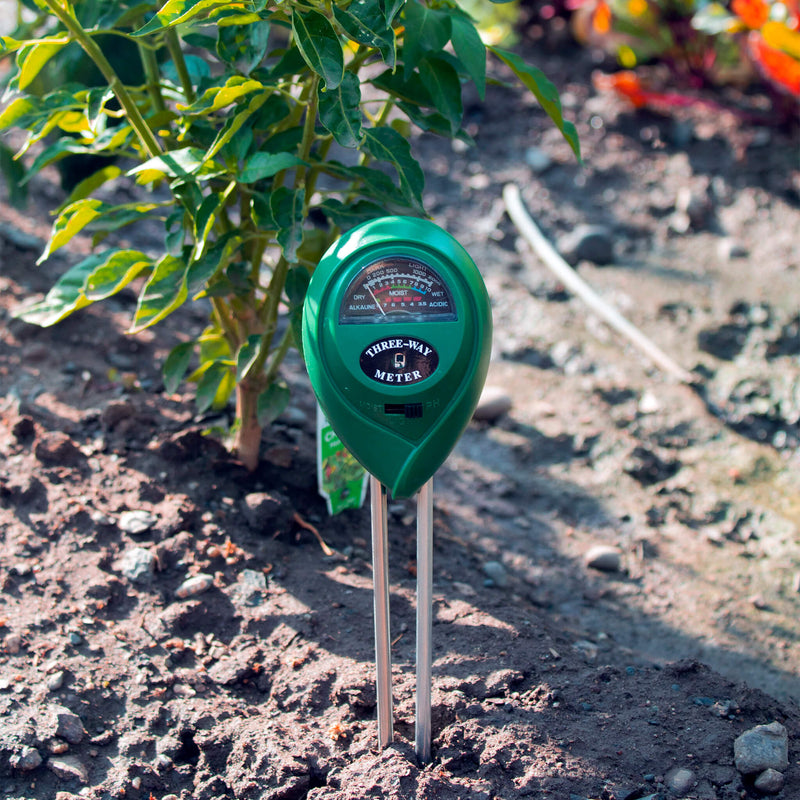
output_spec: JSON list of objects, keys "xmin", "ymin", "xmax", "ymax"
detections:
[{"xmin": 316, "ymin": 403, "xmax": 369, "ymax": 515}]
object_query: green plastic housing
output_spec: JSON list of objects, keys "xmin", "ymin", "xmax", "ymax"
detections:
[{"xmin": 302, "ymin": 216, "xmax": 492, "ymax": 498}]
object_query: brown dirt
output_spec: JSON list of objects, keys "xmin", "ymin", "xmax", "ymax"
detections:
[{"xmin": 1, "ymin": 32, "xmax": 799, "ymax": 800}]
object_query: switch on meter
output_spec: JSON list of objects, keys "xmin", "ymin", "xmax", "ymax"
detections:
[{"xmin": 302, "ymin": 216, "xmax": 492, "ymax": 498}]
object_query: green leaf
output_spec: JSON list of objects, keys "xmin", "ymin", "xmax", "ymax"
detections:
[
  {"xmin": 318, "ymin": 198, "xmax": 385, "ymax": 229},
  {"xmin": 417, "ymin": 56, "xmax": 462, "ymax": 136},
  {"xmin": 15, "ymin": 249, "xmax": 151, "ymax": 327},
  {"xmin": 130, "ymin": 254, "xmax": 188, "ymax": 332},
  {"xmin": 14, "ymin": 38, "xmax": 69, "ymax": 91},
  {"xmin": 333, "ymin": 0, "xmax": 396, "ymax": 68},
  {"xmin": 271, "ymin": 187, "xmax": 305, "ymax": 262},
  {"xmin": 0, "ymin": 143, "xmax": 27, "ymax": 208},
  {"xmin": 188, "ymin": 232, "xmax": 237, "ymax": 294},
  {"xmin": 318, "ymin": 71, "xmax": 363, "ymax": 149},
  {"xmin": 451, "ymin": 15, "xmax": 486, "ymax": 100},
  {"xmin": 194, "ymin": 193, "xmax": 220, "ymax": 256},
  {"xmin": 291, "ymin": 8, "xmax": 344, "ymax": 90},
  {"xmin": 239, "ymin": 151, "xmax": 306, "ymax": 184},
  {"xmin": 381, "ymin": 0, "xmax": 405, "ymax": 26},
  {"xmin": 257, "ymin": 380, "xmax": 290, "ymax": 427},
  {"xmin": 163, "ymin": 340, "xmax": 195, "ymax": 394},
  {"xmin": 195, "ymin": 360, "xmax": 235, "ymax": 413},
  {"xmin": 217, "ymin": 20, "xmax": 270, "ymax": 73},
  {"xmin": 85, "ymin": 250, "xmax": 153, "ymax": 301},
  {"xmin": 402, "ymin": 0, "xmax": 451, "ymax": 78},
  {"xmin": 128, "ymin": 147, "xmax": 205, "ymax": 181},
  {"xmin": 321, "ymin": 161, "xmax": 411, "ymax": 210},
  {"xmin": 251, "ymin": 191, "xmax": 277, "ymax": 229},
  {"xmin": 133, "ymin": 0, "xmax": 241, "ymax": 36},
  {"xmin": 205, "ymin": 92, "xmax": 269, "ymax": 161},
  {"xmin": 284, "ymin": 266, "xmax": 311, "ymax": 307},
  {"xmin": 236, "ymin": 334, "xmax": 262, "ymax": 382},
  {"xmin": 489, "ymin": 46, "xmax": 581, "ymax": 161},
  {"xmin": 38, "ymin": 199, "xmax": 104, "ymax": 264},
  {"xmin": 178, "ymin": 76, "xmax": 264, "ymax": 115},
  {"xmin": 363, "ymin": 128, "xmax": 425, "ymax": 209},
  {"xmin": 61, "ymin": 165, "xmax": 123, "ymax": 208},
  {"xmin": 0, "ymin": 96, "xmax": 36, "ymax": 128}
]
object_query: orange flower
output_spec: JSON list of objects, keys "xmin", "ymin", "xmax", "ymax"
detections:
[
  {"xmin": 593, "ymin": 0, "xmax": 613, "ymax": 34},
  {"xmin": 732, "ymin": 0, "xmax": 770, "ymax": 29},
  {"xmin": 748, "ymin": 30, "xmax": 800, "ymax": 95},
  {"xmin": 592, "ymin": 70, "xmax": 648, "ymax": 106}
]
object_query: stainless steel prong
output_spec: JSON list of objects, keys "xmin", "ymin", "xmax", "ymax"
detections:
[
  {"xmin": 370, "ymin": 474, "xmax": 393, "ymax": 749},
  {"xmin": 415, "ymin": 477, "xmax": 433, "ymax": 764}
]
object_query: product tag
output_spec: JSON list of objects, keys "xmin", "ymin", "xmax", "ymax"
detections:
[{"xmin": 316, "ymin": 404, "xmax": 369, "ymax": 515}]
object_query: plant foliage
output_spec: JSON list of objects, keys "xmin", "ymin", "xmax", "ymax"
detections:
[{"xmin": 1, "ymin": 0, "xmax": 580, "ymax": 469}]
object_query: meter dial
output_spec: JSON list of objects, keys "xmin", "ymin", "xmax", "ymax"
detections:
[{"xmin": 339, "ymin": 257, "xmax": 457, "ymax": 324}]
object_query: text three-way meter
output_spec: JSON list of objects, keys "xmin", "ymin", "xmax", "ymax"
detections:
[{"xmin": 302, "ymin": 216, "xmax": 492, "ymax": 498}]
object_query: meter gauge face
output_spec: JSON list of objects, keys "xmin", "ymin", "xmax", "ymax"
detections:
[{"xmin": 339, "ymin": 257, "xmax": 457, "ymax": 324}]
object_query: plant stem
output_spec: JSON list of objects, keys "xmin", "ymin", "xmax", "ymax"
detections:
[
  {"xmin": 40, "ymin": 0, "xmax": 162, "ymax": 158},
  {"xmin": 138, "ymin": 40, "xmax": 166, "ymax": 114},
  {"xmin": 165, "ymin": 28, "xmax": 195, "ymax": 104}
]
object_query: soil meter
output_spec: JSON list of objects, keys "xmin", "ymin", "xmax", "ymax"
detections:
[
  {"xmin": 303, "ymin": 216, "xmax": 492, "ymax": 763},
  {"xmin": 303, "ymin": 216, "xmax": 491, "ymax": 499}
]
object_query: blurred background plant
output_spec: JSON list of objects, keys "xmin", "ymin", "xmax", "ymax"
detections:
[{"xmin": 569, "ymin": 0, "xmax": 799, "ymax": 116}]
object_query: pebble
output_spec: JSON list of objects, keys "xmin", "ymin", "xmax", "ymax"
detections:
[
  {"xmin": 665, "ymin": 766, "xmax": 695, "ymax": 794},
  {"xmin": 241, "ymin": 491, "xmax": 291, "ymax": 531},
  {"xmin": 9, "ymin": 745, "xmax": 43, "ymax": 771},
  {"xmin": 473, "ymin": 386, "xmax": 512, "ymax": 422},
  {"xmin": 482, "ymin": 560, "xmax": 509, "ymax": 588},
  {"xmin": 176, "ymin": 573, "xmax": 215, "ymax": 599},
  {"xmin": 118, "ymin": 510, "xmax": 157, "ymax": 535},
  {"xmin": 733, "ymin": 721, "xmax": 789, "ymax": 774},
  {"xmin": 49, "ymin": 705, "xmax": 87, "ymax": 744},
  {"xmin": 675, "ymin": 183, "xmax": 711, "ymax": 229},
  {"xmin": 48, "ymin": 755, "xmax": 89, "ymax": 783},
  {"xmin": 556, "ymin": 224, "xmax": 615, "ymax": 266},
  {"xmin": 583, "ymin": 545, "xmax": 623, "ymax": 573},
  {"xmin": 4, "ymin": 632, "xmax": 23, "ymax": 654},
  {"xmin": 233, "ymin": 569, "xmax": 267, "ymax": 605},
  {"xmin": 717, "ymin": 237, "xmax": 748, "ymax": 261},
  {"xmin": 47, "ymin": 670, "xmax": 66, "ymax": 691},
  {"xmin": 638, "ymin": 390, "xmax": 661, "ymax": 415},
  {"xmin": 753, "ymin": 767, "xmax": 785, "ymax": 794},
  {"xmin": 524, "ymin": 146, "xmax": 553, "ymax": 173},
  {"xmin": 119, "ymin": 547, "xmax": 156, "ymax": 584}
]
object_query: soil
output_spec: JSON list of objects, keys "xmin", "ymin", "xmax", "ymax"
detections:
[{"xmin": 1, "ymin": 27, "xmax": 800, "ymax": 800}]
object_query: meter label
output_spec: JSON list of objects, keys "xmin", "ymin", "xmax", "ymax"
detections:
[{"xmin": 360, "ymin": 337, "xmax": 438, "ymax": 385}]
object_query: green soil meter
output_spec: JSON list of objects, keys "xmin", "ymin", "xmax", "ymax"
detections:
[
  {"xmin": 303, "ymin": 215, "xmax": 492, "ymax": 499},
  {"xmin": 303, "ymin": 216, "xmax": 491, "ymax": 764}
]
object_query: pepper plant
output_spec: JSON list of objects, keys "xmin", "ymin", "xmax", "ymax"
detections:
[{"xmin": 1, "ymin": 0, "xmax": 579, "ymax": 470}]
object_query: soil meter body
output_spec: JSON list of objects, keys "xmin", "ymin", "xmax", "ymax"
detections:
[{"xmin": 303, "ymin": 216, "xmax": 492, "ymax": 498}]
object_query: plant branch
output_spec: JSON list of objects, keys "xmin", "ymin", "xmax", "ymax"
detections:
[
  {"xmin": 40, "ymin": 0, "xmax": 162, "ymax": 158},
  {"xmin": 165, "ymin": 28, "xmax": 195, "ymax": 104}
]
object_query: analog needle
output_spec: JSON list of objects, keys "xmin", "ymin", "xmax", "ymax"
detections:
[{"xmin": 368, "ymin": 284, "xmax": 387, "ymax": 315}]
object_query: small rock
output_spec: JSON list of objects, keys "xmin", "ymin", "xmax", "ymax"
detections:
[
  {"xmin": 48, "ymin": 755, "xmax": 89, "ymax": 783},
  {"xmin": 753, "ymin": 767, "xmax": 785, "ymax": 794},
  {"xmin": 47, "ymin": 671, "xmax": 66, "ymax": 691},
  {"xmin": 452, "ymin": 581, "xmax": 477, "ymax": 596},
  {"xmin": 34, "ymin": 432, "xmax": 84, "ymax": 466},
  {"xmin": 4, "ymin": 632, "xmax": 23, "ymax": 654},
  {"xmin": 638, "ymin": 390, "xmax": 661, "ymax": 415},
  {"xmin": 241, "ymin": 491, "xmax": 291, "ymax": 532},
  {"xmin": 584, "ymin": 545, "xmax": 623, "ymax": 573},
  {"xmin": 50, "ymin": 705, "xmax": 87, "ymax": 744},
  {"xmin": 68, "ymin": 632, "xmax": 83, "ymax": 646},
  {"xmin": 473, "ymin": 386, "xmax": 512, "ymax": 422},
  {"xmin": 233, "ymin": 569, "xmax": 267, "ymax": 605},
  {"xmin": 482, "ymin": 560, "xmax": 509, "ymax": 588},
  {"xmin": 665, "ymin": 766, "xmax": 695, "ymax": 794},
  {"xmin": 10, "ymin": 745, "xmax": 43, "ymax": 771},
  {"xmin": 118, "ymin": 510, "xmax": 157, "ymax": 535},
  {"xmin": 734, "ymin": 721, "xmax": 789, "ymax": 774},
  {"xmin": 176, "ymin": 574, "xmax": 215, "ymax": 599},
  {"xmin": 675, "ymin": 182, "xmax": 712, "ymax": 229},
  {"xmin": 557, "ymin": 224, "xmax": 615, "ymax": 266},
  {"xmin": 119, "ymin": 547, "xmax": 156, "ymax": 584},
  {"xmin": 717, "ymin": 237, "xmax": 748, "ymax": 261},
  {"xmin": 524, "ymin": 146, "xmax": 553, "ymax": 173}
]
